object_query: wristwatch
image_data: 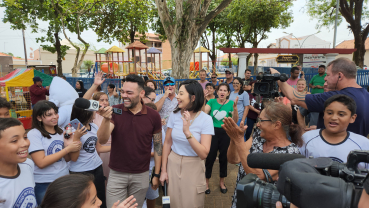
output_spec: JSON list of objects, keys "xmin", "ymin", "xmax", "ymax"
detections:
[
  {"xmin": 152, "ymin": 173, "xmax": 160, "ymax": 178},
  {"xmin": 186, "ymin": 134, "xmax": 194, "ymax": 140}
]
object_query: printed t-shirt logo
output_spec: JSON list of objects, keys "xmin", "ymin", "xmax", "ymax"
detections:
[
  {"xmin": 213, "ymin": 110, "xmax": 227, "ymax": 121},
  {"xmin": 13, "ymin": 187, "xmax": 37, "ymax": 208},
  {"xmin": 47, "ymin": 140, "xmax": 64, "ymax": 162},
  {"xmin": 83, "ymin": 136, "xmax": 97, "ymax": 153}
]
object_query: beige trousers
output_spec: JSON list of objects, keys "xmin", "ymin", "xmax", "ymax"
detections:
[
  {"xmin": 167, "ymin": 151, "xmax": 207, "ymax": 208},
  {"xmin": 106, "ymin": 169, "xmax": 149, "ymax": 208}
]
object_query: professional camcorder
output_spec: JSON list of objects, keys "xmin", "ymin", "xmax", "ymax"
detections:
[
  {"xmin": 253, "ymin": 69, "xmax": 288, "ymax": 99},
  {"xmin": 236, "ymin": 150, "xmax": 369, "ymax": 208}
]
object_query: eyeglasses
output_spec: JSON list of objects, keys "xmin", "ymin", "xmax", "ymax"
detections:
[
  {"xmin": 145, "ymin": 96, "xmax": 155, "ymax": 102},
  {"xmin": 233, "ymin": 83, "xmax": 240, "ymax": 85},
  {"xmin": 211, "ymin": 77, "xmax": 217, "ymax": 78},
  {"xmin": 164, "ymin": 83, "xmax": 175, "ymax": 86},
  {"xmin": 257, "ymin": 118, "xmax": 272, "ymax": 124}
]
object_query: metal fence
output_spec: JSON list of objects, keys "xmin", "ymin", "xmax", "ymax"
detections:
[{"xmin": 66, "ymin": 70, "xmax": 369, "ymax": 94}]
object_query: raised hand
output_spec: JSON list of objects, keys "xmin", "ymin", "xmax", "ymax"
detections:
[
  {"xmin": 164, "ymin": 88, "xmax": 172, "ymax": 98},
  {"xmin": 94, "ymin": 71, "xmax": 105, "ymax": 86},
  {"xmin": 233, "ymin": 96, "xmax": 239, "ymax": 111},
  {"xmin": 112, "ymin": 196, "xmax": 138, "ymax": 208},
  {"xmin": 99, "ymin": 106, "xmax": 113, "ymax": 120},
  {"xmin": 222, "ymin": 117, "xmax": 247, "ymax": 145},
  {"xmin": 181, "ymin": 111, "xmax": 191, "ymax": 135},
  {"xmin": 73, "ymin": 123, "xmax": 88, "ymax": 140},
  {"xmin": 204, "ymin": 89, "xmax": 209, "ymax": 97}
]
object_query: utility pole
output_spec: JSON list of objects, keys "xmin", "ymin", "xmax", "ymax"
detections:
[
  {"xmin": 333, "ymin": 0, "xmax": 339, "ymax": 48},
  {"xmin": 22, "ymin": 28, "xmax": 28, "ymax": 68}
]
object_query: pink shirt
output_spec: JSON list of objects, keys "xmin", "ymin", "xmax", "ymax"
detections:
[
  {"xmin": 286, "ymin": 78, "xmax": 298, "ymax": 89},
  {"xmin": 198, "ymin": 80, "xmax": 209, "ymax": 90}
]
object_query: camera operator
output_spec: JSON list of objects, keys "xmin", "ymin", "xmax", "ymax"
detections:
[
  {"xmin": 270, "ymin": 58, "xmax": 369, "ymax": 137},
  {"xmin": 223, "ymin": 101, "xmax": 303, "ymax": 208}
]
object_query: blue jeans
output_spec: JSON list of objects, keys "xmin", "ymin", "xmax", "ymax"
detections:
[
  {"xmin": 236, "ymin": 118, "xmax": 247, "ymax": 126},
  {"xmin": 245, "ymin": 118, "xmax": 256, "ymax": 142},
  {"xmin": 35, "ymin": 182, "xmax": 51, "ymax": 205}
]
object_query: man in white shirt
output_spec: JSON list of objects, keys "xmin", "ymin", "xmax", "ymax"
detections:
[{"xmin": 155, "ymin": 77, "xmax": 178, "ymax": 131}]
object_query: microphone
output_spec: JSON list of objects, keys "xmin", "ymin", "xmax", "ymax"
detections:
[
  {"xmin": 247, "ymin": 153, "xmax": 305, "ymax": 170},
  {"xmin": 74, "ymin": 98, "xmax": 122, "ymax": 115}
]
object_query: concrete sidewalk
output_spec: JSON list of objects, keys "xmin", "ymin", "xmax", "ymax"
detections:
[{"xmin": 155, "ymin": 161, "xmax": 239, "ymax": 208}]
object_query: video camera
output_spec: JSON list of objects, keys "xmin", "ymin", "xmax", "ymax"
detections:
[
  {"xmin": 236, "ymin": 150, "xmax": 369, "ymax": 208},
  {"xmin": 253, "ymin": 69, "xmax": 288, "ymax": 99}
]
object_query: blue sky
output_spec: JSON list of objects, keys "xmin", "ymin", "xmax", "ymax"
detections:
[{"xmin": 0, "ymin": 0, "xmax": 354, "ymax": 59}]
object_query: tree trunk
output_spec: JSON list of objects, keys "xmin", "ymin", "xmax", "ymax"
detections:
[
  {"xmin": 54, "ymin": 32, "xmax": 63, "ymax": 76},
  {"xmin": 228, "ymin": 53, "xmax": 232, "ymax": 68},
  {"xmin": 170, "ymin": 43, "xmax": 193, "ymax": 79},
  {"xmin": 253, "ymin": 53, "xmax": 259, "ymax": 70},
  {"xmin": 353, "ymin": 35, "xmax": 366, "ymax": 68},
  {"xmin": 246, "ymin": 53, "xmax": 254, "ymax": 73},
  {"xmin": 130, "ymin": 29, "xmax": 135, "ymax": 60}
]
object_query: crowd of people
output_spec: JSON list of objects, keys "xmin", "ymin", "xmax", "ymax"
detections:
[{"xmin": 1, "ymin": 57, "xmax": 369, "ymax": 208}]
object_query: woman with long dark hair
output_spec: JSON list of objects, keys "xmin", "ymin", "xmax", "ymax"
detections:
[
  {"xmin": 203, "ymin": 83, "xmax": 238, "ymax": 194},
  {"xmin": 159, "ymin": 80, "xmax": 214, "ymax": 207},
  {"xmin": 28, "ymin": 100, "xmax": 81, "ymax": 204}
]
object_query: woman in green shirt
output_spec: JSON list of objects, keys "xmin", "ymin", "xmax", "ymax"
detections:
[{"xmin": 204, "ymin": 83, "xmax": 238, "ymax": 194}]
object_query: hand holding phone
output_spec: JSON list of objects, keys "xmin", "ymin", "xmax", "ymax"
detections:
[{"xmin": 70, "ymin": 118, "xmax": 84, "ymax": 130}]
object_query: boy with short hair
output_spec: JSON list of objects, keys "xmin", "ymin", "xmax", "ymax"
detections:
[
  {"xmin": 0, "ymin": 118, "xmax": 37, "ymax": 207},
  {"xmin": 0, "ymin": 97, "xmax": 11, "ymax": 118},
  {"xmin": 300, "ymin": 94, "xmax": 369, "ymax": 169}
]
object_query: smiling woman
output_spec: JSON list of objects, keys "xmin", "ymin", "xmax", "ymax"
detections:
[
  {"xmin": 160, "ymin": 80, "xmax": 214, "ymax": 207},
  {"xmin": 203, "ymin": 82, "xmax": 239, "ymax": 195}
]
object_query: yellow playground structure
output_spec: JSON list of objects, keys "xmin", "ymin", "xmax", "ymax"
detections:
[{"xmin": 95, "ymin": 41, "xmax": 165, "ymax": 79}]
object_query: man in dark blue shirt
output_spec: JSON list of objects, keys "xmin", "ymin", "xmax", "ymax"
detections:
[{"xmin": 270, "ymin": 57, "xmax": 369, "ymax": 137}]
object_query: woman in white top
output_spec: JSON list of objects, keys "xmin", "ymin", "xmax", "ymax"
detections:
[
  {"xmin": 28, "ymin": 100, "xmax": 82, "ymax": 204},
  {"xmin": 159, "ymin": 80, "xmax": 214, "ymax": 207},
  {"xmin": 69, "ymin": 103, "xmax": 111, "ymax": 208}
]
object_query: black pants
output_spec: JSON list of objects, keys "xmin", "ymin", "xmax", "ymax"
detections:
[
  {"xmin": 205, "ymin": 127, "xmax": 231, "ymax": 179},
  {"xmin": 71, "ymin": 165, "xmax": 106, "ymax": 208}
]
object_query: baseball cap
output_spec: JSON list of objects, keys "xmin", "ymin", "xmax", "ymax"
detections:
[
  {"xmin": 225, "ymin": 68, "xmax": 233, "ymax": 73},
  {"xmin": 33, "ymin": 76, "xmax": 43, "ymax": 82},
  {"xmin": 164, "ymin": 77, "xmax": 175, "ymax": 84}
]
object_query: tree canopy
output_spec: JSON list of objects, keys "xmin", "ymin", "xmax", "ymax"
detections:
[{"xmin": 306, "ymin": 0, "xmax": 369, "ymax": 68}]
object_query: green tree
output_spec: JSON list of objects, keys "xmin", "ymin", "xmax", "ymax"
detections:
[
  {"xmin": 91, "ymin": 0, "xmax": 153, "ymax": 45},
  {"xmin": 306, "ymin": 0, "xmax": 369, "ymax": 68},
  {"xmin": 155, "ymin": 0, "xmax": 233, "ymax": 79},
  {"xmin": 228, "ymin": 0, "xmax": 293, "ymax": 71},
  {"xmin": 220, "ymin": 57, "xmax": 238, "ymax": 66},
  {"xmin": 83, "ymin": 60, "xmax": 94, "ymax": 71},
  {"xmin": 1, "ymin": 0, "xmax": 68, "ymax": 76},
  {"xmin": 51, "ymin": 0, "xmax": 109, "ymax": 76}
]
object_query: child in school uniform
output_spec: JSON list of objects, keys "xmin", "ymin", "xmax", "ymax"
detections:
[
  {"xmin": 0, "ymin": 118, "xmax": 37, "ymax": 207},
  {"xmin": 68, "ymin": 103, "xmax": 111, "ymax": 208},
  {"xmin": 28, "ymin": 100, "xmax": 81, "ymax": 204}
]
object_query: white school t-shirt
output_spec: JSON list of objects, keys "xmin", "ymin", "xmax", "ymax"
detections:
[
  {"xmin": 167, "ymin": 111, "xmax": 214, "ymax": 156},
  {"xmin": 300, "ymin": 129, "xmax": 369, "ymax": 169},
  {"xmin": 28, "ymin": 129, "xmax": 69, "ymax": 183},
  {"xmin": 0, "ymin": 159, "xmax": 37, "ymax": 208},
  {"xmin": 69, "ymin": 123, "xmax": 102, "ymax": 172}
]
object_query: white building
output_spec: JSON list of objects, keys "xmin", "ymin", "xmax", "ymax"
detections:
[
  {"xmin": 34, "ymin": 39, "xmax": 97, "ymax": 74},
  {"xmin": 257, "ymin": 34, "xmax": 331, "ymax": 67}
]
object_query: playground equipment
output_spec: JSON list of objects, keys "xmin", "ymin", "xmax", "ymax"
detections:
[
  {"xmin": 147, "ymin": 47, "xmax": 164, "ymax": 80},
  {"xmin": 190, "ymin": 46, "xmax": 217, "ymax": 78},
  {"xmin": 126, "ymin": 41, "xmax": 149, "ymax": 75},
  {"xmin": 105, "ymin": 46, "xmax": 128, "ymax": 78}
]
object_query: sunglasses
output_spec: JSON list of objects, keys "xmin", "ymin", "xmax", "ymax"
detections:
[
  {"xmin": 164, "ymin": 83, "xmax": 175, "ymax": 86},
  {"xmin": 145, "ymin": 96, "xmax": 155, "ymax": 102},
  {"xmin": 211, "ymin": 77, "xmax": 217, "ymax": 78},
  {"xmin": 225, "ymin": 72, "xmax": 232, "ymax": 74}
]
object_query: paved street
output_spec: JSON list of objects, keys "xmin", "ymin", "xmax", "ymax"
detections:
[{"xmin": 155, "ymin": 160, "xmax": 239, "ymax": 208}]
